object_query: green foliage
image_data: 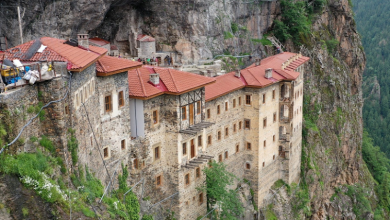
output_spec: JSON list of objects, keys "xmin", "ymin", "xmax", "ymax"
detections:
[
  {"xmin": 0, "ymin": 151, "xmax": 65, "ymax": 203},
  {"xmin": 30, "ymin": 136, "xmax": 38, "ymax": 142},
  {"xmin": 231, "ymin": 22, "xmax": 239, "ymax": 34},
  {"xmin": 344, "ymin": 185, "xmax": 373, "ymax": 218},
  {"xmin": 67, "ymin": 129, "xmax": 78, "ymax": 165},
  {"xmin": 223, "ymin": 31, "xmax": 234, "ymax": 40},
  {"xmin": 271, "ymin": 179, "xmax": 287, "ymax": 190},
  {"xmin": 35, "ymin": 102, "xmax": 45, "ymax": 121},
  {"xmin": 81, "ymin": 207, "xmax": 95, "ymax": 217},
  {"xmin": 142, "ymin": 215, "xmax": 154, "ymax": 220},
  {"xmin": 199, "ymin": 160, "xmax": 244, "ymax": 219},
  {"xmin": 251, "ymin": 38, "xmax": 273, "ymax": 46},
  {"xmin": 27, "ymin": 106, "xmax": 35, "ymax": 114},
  {"xmin": 265, "ymin": 204, "xmax": 278, "ymax": 220},
  {"xmin": 326, "ymin": 39, "xmax": 339, "ymax": 54},
  {"xmin": 39, "ymin": 135, "xmax": 56, "ymax": 153},
  {"xmin": 22, "ymin": 207, "xmax": 29, "ymax": 217},
  {"xmin": 273, "ymin": 0, "xmax": 310, "ymax": 45}
]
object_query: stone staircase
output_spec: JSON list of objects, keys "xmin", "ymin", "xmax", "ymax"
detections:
[{"xmin": 267, "ymin": 35, "xmax": 285, "ymax": 52}]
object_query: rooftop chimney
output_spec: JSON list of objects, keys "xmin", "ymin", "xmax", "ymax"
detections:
[
  {"xmin": 235, "ymin": 69, "xmax": 241, "ymax": 78},
  {"xmin": 150, "ymin": 73, "xmax": 160, "ymax": 85},
  {"xmin": 77, "ymin": 34, "xmax": 89, "ymax": 49},
  {"xmin": 255, "ymin": 58, "xmax": 260, "ymax": 66},
  {"xmin": 265, "ymin": 68, "xmax": 273, "ymax": 79}
]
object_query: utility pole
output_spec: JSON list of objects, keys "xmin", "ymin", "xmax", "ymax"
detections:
[{"xmin": 17, "ymin": 6, "xmax": 23, "ymax": 44}]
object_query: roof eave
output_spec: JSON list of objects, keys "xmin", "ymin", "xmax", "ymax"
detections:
[{"xmin": 97, "ymin": 65, "xmax": 142, "ymax": 77}]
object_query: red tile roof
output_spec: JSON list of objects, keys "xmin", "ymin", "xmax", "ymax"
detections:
[
  {"xmin": 128, "ymin": 66, "xmax": 215, "ymax": 99},
  {"xmin": 136, "ymin": 34, "xmax": 155, "ymax": 42},
  {"xmin": 205, "ymin": 52, "xmax": 309, "ymax": 101},
  {"xmin": 96, "ymin": 55, "xmax": 142, "ymax": 76},
  {"xmin": 110, "ymin": 45, "xmax": 118, "ymax": 50},
  {"xmin": 89, "ymin": 37, "xmax": 110, "ymax": 46},
  {"xmin": 1, "ymin": 37, "xmax": 107, "ymax": 71}
]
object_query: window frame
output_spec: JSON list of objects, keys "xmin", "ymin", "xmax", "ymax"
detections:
[
  {"xmin": 236, "ymin": 144, "xmax": 239, "ymax": 153},
  {"xmin": 154, "ymin": 146, "xmax": 161, "ymax": 161},
  {"xmin": 103, "ymin": 147, "xmax": 109, "ymax": 159},
  {"xmin": 262, "ymin": 93, "xmax": 266, "ymax": 104},
  {"xmin": 156, "ymin": 175, "xmax": 163, "ymax": 187},
  {"xmin": 121, "ymin": 139, "xmax": 126, "ymax": 150},
  {"xmin": 244, "ymin": 119, "xmax": 251, "ymax": 129},
  {"xmin": 245, "ymin": 94, "xmax": 251, "ymax": 105},
  {"xmin": 185, "ymin": 173, "xmax": 191, "ymax": 186},
  {"xmin": 195, "ymin": 167, "xmax": 200, "ymax": 179},
  {"xmin": 246, "ymin": 142, "xmax": 252, "ymax": 150},
  {"xmin": 197, "ymin": 101, "xmax": 201, "ymax": 115},
  {"xmin": 224, "ymin": 151, "xmax": 229, "ymax": 159},
  {"xmin": 118, "ymin": 91, "xmax": 124, "ymax": 107},
  {"xmin": 264, "ymin": 140, "xmax": 266, "ymax": 147},
  {"xmin": 207, "ymin": 109, "xmax": 211, "ymax": 119},
  {"xmin": 225, "ymin": 127, "xmax": 229, "ymax": 137},
  {"xmin": 217, "ymin": 105, "xmax": 221, "ymax": 114},
  {"xmin": 219, "ymin": 154, "xmax": 223, "ymax": 162},
  {"xmin": 182, "ymin": 143, "xmax": 187, "ymax": 155},
  {"xmin": 239, "ymin": 97, "xmax": 242, "ymax": 105},
  {"xmin": 246, "ymin": 163, "xmax": 251, "ymax": 170},
  {"xmin": 233, "ymin": 99, "xmax": 236, "ymax": 108},
  {"xmin": 199, "ymin": 192, "xmax": 204, "ymax": 205},
  {"xmin": 239, "ymin": 121, "xmax": 242, "ymax": 130},
  {"xmin": 182, "ymin": 106, "xmax": 187, "ymax": 120},
  {"xmin": 272, "ymin": 89, "xmax": 276, "ymax": 100},
  {"xmin": 225, "ymin": 101, "xmax": 228, "ymax": 111},
  {"xmin": 217, "ymin": 131, "xmax": 221, "ymax": 141},
  {"xmin": 207, "ymin": 135, "xmax": 212, "ymax": 146},
  {"xmin": 104, "ymin": 95, "xmax": 112, "ymax": 112},
  {"xmin": 273, "ymin": 112, "xmax": 277, "ymax": 123},
  {"xmin": 152, "ymin": 110, "xmax": 159, "ymax": 124},
  {"xmin": 263, "ymin": 117, "xmax": 267, "ymax": 128},
  {"xmin": 233, "ymin": 123, "xmax": 237, "ymax": 133},
  {"xmin": 198, "ymin": 135, "xmax": 202, "ymax": 147}
]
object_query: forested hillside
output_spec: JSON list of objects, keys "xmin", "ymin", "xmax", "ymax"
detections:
[{"xmin": 354, "ymin": 0, "xmax": 390, "ymax": 156}]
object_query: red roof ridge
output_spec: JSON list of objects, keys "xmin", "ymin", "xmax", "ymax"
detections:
[
  {"xmin": 247, "ymin": 68, "xmax": 262, "ymax": 85},
  {"xmin": 136, "ymin": 69, "xmax": 147, "ymax": 97},
  {"xmin": 167, "ymin": 68, "xmax": 179, "ymax": 92}
]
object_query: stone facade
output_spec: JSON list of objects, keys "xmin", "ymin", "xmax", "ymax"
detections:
[{"xmin": 137, "ymin": 41, "xmax": 156, "ymax": 58}]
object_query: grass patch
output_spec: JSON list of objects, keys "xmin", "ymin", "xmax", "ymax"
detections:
[
  {"xmin": 265, "ymin": 204, "xmax": 278, "ymax": 220},
  {"xmin": 67, "ymin": 129, "xmax": 78, "ymax": 165},
  {"xmin": 39, "ymin": 135, "xmax": 56, "ymax": 153},
  {"xmin": 22, "ymin": 207, "xmax": 29, "ymax": 217}
]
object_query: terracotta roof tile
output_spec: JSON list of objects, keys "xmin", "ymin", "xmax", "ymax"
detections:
[
  {"xmin": 89, "ymin": 38, "xmax": 110, "ymax": 46},
  {"xmin": 136, "ymin": 34, "xmax": 155, "ymax": 42},
  {"xmin": 205, "ymin": 72, "xmax": 246, "ymax": 101},
  {"xmin": 205, "ymin": 52, "xmax": 310, "ymax": 101},
  {"xmin": 1, "ymin": 37, "xmax": 107, "ymax": 71},
  {"xmin": 128, "ymin": 66, "xmax": 215, "ymax": 99},
  {"xmin": 96, "ymin": 55, "xmax": 142, "ymax": 76}
]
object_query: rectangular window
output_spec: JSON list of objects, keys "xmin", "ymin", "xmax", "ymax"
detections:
[
  {"xmin": 105, "ymin": 95, "xmax": 112, "ymax": 112},
  {"xmin": 272, "ymin": 90, "xmax": 276, "ymax": 99},
  {"xmin": 239, "ymin": 97, "xmax": 242, "ymax": 105},
  {"xmin": 245, "ymin": 119, "xmax": 250, "ymax": 129},
  {"xmin": 264, "ymin": 140, "xmax": 266, "ymax": 147},
  {"xmin": 273, "ymin": 135, "xmax": 276, "ymax": 142},
  {"xmin": 196, "ymin": 168, "xmax": 200, "ymax": 178},
  {"xmin": 182, "ymin": 143, "xmax": 187, "ymax": 155},
  {"xmin": 273, "ymin": 113, "xmax": 277, "ymax": 122},
  {"xmin": 197, "ymin": 101, "xmax": 201, "ymax": 114},
  {"xmin": 246, "ymin": 142, "xmax": 251, "ymax": 150},
  {"xmin": 236, "ymin": 144, "xmax": 239, "ymax": 153},
  {"xmin": 245, "ymin": 95, "xmax": 251, "ymax": 105},
  {"xmin": 156, "ymin": 175, "xmax": 162, "ymax": 187},
  {"xmin": 104, "ymin": 147, "xmax": 109, "ymax": 158},
  {"xmin": 233, "ymin": 99, "xmax": 236, "ymax": 108},
  {"xmin": 207, "ymin": 109, "xmax": 211, "ymax": 119},
  {"xmin": 65, "ymin": 105, "xmax": 69, "ymax": 115},
  {"xmin": 262, "ymin": 94, "xmax": 266, "ymax": 104},
  {"xmin": 217, "ymin": 105, "xmax": 221, "ymax": 114},
  {"xmin": 207, "ymin": 135, "xmax": 212, "ymax": 145},
  {"xmin": 225, "ymin": 102, "xmax": 228, "ymax": 111},
  {"xmin": 153, "ymin": 110, "xmax": 158, "ymax": 124},
  {"xmin": 219, "ymin": 154, "xmax": 223, "ymax": 162},
  {"xmin": 225, "ymin": 151, "xmax": 228, "ymax": 159},
  {"xmin": 185, "ymin": 173, "xmax": 190, "ymax": 186},
  {"xmin": 225, "ymin": 127, "xmax": 229, "ymax": 137},
  {"xmin": 199, "ymin": 193, "xmax": 204, "ymax": 205},
  {"xmin": 134, "ymin": 158, "xmax": 138, "ymax": 169},
  {"xmin": 154, "ymin": 146, "xmax": 160, "ymax": 160},
  {"xmin": 233, "ymin": 124, "xmax": 237, "ymax": 132},
  {"xmin": 119, "ymin": 91, "xmax": 124, "ymax": 107},
  {"xmin": 182, "ymin": 106, "xmax": 187, "ymax": 120},
  {"xmin": 218, "ymin": 131, "xmax": 221, "ymax": 140},
  {"xmin": 239, "ymin": 121, "xmax": 242, "ymax": 130},
  {"xmin": 263, "ymin": 118, "xmax": 267, "ymax": 128},
  {"xmin": 121, "ymin": 140, "xmax": 126, "ymax": 150},
  {"xmin": 198, "ymin": 135, "xmax": 202, "ymax": 146}
]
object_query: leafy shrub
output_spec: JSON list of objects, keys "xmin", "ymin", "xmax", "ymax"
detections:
[
  {"xmin": 67, "ymin": 129, "xmax": 78, "ymax": 165},
  {"xmin": 81, "ymin": 206, "xmax": 95, "ymax": 217},
  {"xmin": 27, "ymin": 106, "xmax": 35, "ymax": 114},
  {"xmin": 231, "ymin": 22, "xmax": 239, "ymax": 34},
  {"xmin": 326, "ymin": 39, "xmax": 339, "ymax": 54},
  {"xmin": 223, "ymin": 31, "xmax": 234, "ymax": 39},
  {"xmin": 39, "ymin": 135, "xmax": 55, "ymax": 153}
]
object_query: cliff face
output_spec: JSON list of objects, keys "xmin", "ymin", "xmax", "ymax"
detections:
[{"xmin": 0, "ymin": 0, "xmax": 368, "ymax": 219}]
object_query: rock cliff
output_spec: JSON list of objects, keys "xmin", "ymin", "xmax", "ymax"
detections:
[{"xmin": 0, "ymin": 0, "xmax": 369, "ymax": 219}]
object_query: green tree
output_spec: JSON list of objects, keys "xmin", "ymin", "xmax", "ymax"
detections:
[{"xmin": 198, "ymin": 161, "xmax": 244, "ymax": 219}]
